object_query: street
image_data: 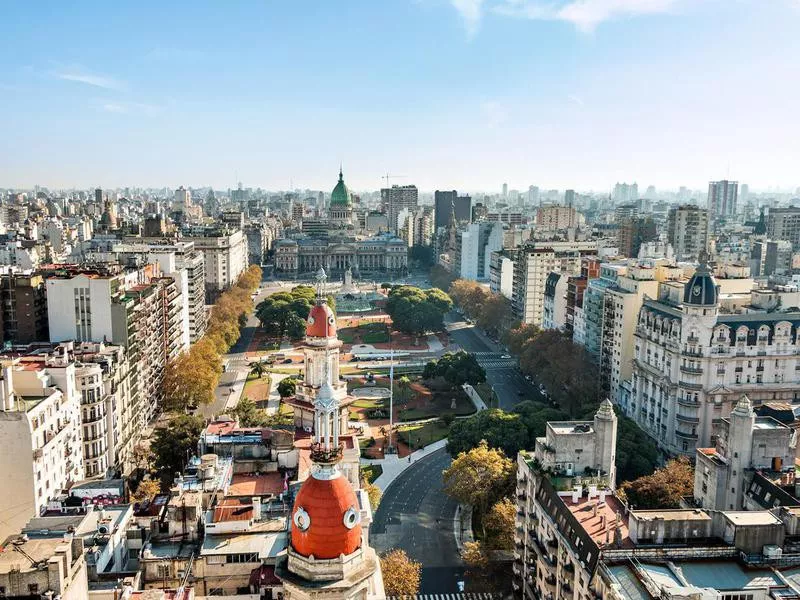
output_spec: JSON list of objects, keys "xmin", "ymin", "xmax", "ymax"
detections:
[
  {"xmin": 371, "ymin": 448, "xmax": 467, "ymax": 593},
  {"xmin": 446, "ymin": 313, "xmax": 542, "ymax": 410}
]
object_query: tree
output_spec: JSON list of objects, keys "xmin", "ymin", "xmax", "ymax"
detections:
[
  {"xmin": 132, "ymin": 442, "xmax": 154, "ymax": 474},
  {"xmin": 476, "ymin": 293, "xmax": 513, "ymax": 337},
  {"xmin": 397, "ymin": 376, "xmax": 411, "ymax": 404},
  {"xmin": 443, "ymin": 440, "xmax": 514, "ymax": 537},
  {"xmin": 363, "ymin": 481, "xmax": 382, "ymax": 511},
  {"xmin": 151, "ymin": 414, "xmax": 205, "ymax": 486},
  {"xmin": 132, "ymin": 479, "xmax": 161, "ymax": 503},
  {"xmin": 423, "ymin": 351, "xmax": 486, "ymax": 387},
  {"xmin": 449, "ymin": 279, "xmax": 489, "ymax": 319},
  {"xmin": 249, "ymin": 361, "xmax": 267, "ymax": 379},
  {"xmin": 255, "ymin": 285, "xmax": 320, "ymax": 338},
  {"xmin": 380, "ymin": 550, "xmax": 421, "ymax": 597},
  {"xmin": 277, "ymin": 377, "xmax": 297, "ymax": 398},
  {"xmin": 462, "ymin": 540, "xmax": 489, "ymax": 570},
  {"xmin": 386, "ymin": 285, "xmax": 452, "ymax": 335},
  {"xmin": 619, "ymin": 457, "xmax": 694, "ymax": 509},
  {"xmin": 484, "ymin": 498, "xmax": 516, "ymax": 552},
  {"xmin": 227, "ymin": 396, "xmax": 269, "ymax": 428},
  {"xmin": 446, "ymin": 408, "xmax": 529, "ymax": 459},
  {"xmin": 503, "ymin": 323, "xmax": 541, "ymax": 356}
]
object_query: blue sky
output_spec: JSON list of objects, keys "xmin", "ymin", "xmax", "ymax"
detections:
[{"xmin": 1, "ymin": 0, "xmax": 799, "ymax": 193}]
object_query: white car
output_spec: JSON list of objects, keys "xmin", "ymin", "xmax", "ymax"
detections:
[{"xmin": 501, "ymin": 354, "xmax": 511, "ymax": 359}]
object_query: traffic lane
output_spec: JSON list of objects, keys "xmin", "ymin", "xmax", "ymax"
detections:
[
  {"xmin": 372, "ymin": 449, "xmax": 464, "ymax": 583},
  {"xmin": 449, "ymin": 324, "xmax": 493, "ymax": 354}
]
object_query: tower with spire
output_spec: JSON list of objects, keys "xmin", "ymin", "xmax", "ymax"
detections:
[
  {"xmin": 276, "ymin": 267, "xmax": 385, "ymax": 599},
  {"xmin": 329, "ymin": 167, "xmax": 354, "ymax": 227}
]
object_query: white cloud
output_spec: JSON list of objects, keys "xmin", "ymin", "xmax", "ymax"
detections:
[
  {"xmin": 450, "ymin": 0, "xmax": 485, "ymax": 35},
  {"xmin": 102, "ymin": 102, "xmax": 127, "ymax": 113},
  {"xmin": 455, "ymin": 0, "xmax": 684, "ymax": 33},
  {"xmin": 568, "ymin": 93, "xmax": 584, "ymax": 106},
  {"xmin": 55, "ymin": 68, "xmax": 126, "ymax": 91}
]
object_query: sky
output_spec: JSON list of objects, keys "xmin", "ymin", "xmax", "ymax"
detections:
[{"xmin": 1, "ymin": 0, "xmax": 799, "ymax": 194}]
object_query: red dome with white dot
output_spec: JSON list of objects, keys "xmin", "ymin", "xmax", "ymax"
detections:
[
  {"xmin": 290, "ymin": 474, "xmax": 362, "ymax": 559},
  {"xmin": 306, "ymin": 303, "xmax": 336, "ymax": 338}
]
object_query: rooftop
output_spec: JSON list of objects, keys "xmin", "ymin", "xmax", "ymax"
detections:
[
  {"xmin": 200, "ymin": 531, "xmax": 287, "ymax": 559},
  {"xmin": 228, "ymin": 473, "xmax": 285, "ymax": 497},
  {"xmin": 723, "ymin": 511, "xmax": 783, "ymax": 526},
  {"xmin": 564, "ymin": 492, "xmax": 631, "ymax": 548}
]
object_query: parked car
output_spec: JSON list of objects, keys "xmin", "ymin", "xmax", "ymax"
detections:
[
  {"xmin": 500, "ymin": 354, "xmax": 511, "ymax": 359},
  {"xmin": 283, "ymin": 358, "xmax": 293, "ymax": 364}
]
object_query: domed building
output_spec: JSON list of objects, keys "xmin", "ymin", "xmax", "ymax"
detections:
[
  {"xmin": 276, "ymin": 269, "xmax": 385, "ymax": 600},
  {"xmin": 329, "ymin": 168, "xmax": 353, "ymax": 226}
]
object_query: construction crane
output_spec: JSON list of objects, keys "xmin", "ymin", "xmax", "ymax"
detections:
[{"xmin": 381, "ymin": 173, "xmax": 406, "ymax": 187}]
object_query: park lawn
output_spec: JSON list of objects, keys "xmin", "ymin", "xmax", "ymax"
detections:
[
  {"xmin": 396, "ymin": 420, "xmax": 450, "ymax": 450},
  {"xmin": 361, "ymin": 331, "xmax": 390, "ymax": 343},
  {"xmin": 278, "ymin": 401, "xmax": 294, "ymax": 416},
  {"xmin": 243, "ymin": 374, "xmax": 271, "ymax": 401},
  {"xmin": 351, "ymin": 397, "xmax": 385, "ymax": 410},
  {"xmin": 360, "ymin": 464, "xmax": 383, "ymax": 484},
  {"xmin": 398, "ymin": 393, "xmax": 475, "ymax": 422}
]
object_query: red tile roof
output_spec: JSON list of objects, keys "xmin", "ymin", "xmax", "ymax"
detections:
[{"xmin": 228, "ymin": 473, "xmax": 284, "ymax": 497}]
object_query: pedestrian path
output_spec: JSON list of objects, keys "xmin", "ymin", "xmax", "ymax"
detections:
[{"xmin": 361, "ymin": 439, "xmax": 448, "ymax": 491}]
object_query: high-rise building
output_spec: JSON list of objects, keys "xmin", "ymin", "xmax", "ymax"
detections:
[
  {"xmin": 0, "ymin": 359, "xmax": 84, "ymax": 539},
  {"xmin": 527, "ymin": 185, "xmax": 540, "ymax": 206},
  {"xmin": 613, "ymin": 182, "xmax": 639, "ymax": 203},
  {"xmin": 182, "ymin": 228, "xmax": 248, "ymax": 302},
  {"xmin": 434, "ymin": 190, "xmax": 471, "ymax": 230},
  {"xmin": 536, "ymin": 205, "xmax": 577, "ymax": 231},
  {"xmin": 750, "ymin": 239, "xmax": 792, "ymax": 277},
  {"xmin": 502, "ymin": 182, "xmax": 508, "ymax": 198},
  {"xmin": 767, "ymin": 206, "xmax": 800, "ymax": 249},
  {"xmin": 173, "ymin": 185, "xmax": 191, "ymax": 212},
  {"xmin": 707, "ymin": 180, "xmax": 738, "ymax": 221},
  {"xmin": 382, "ymin": 184, "xmax": 418, "ymax": 233},
  {"xmin": 564, "ymin": 189, "xmax": 576, "ymax": 207},
  {"xmin": 667, "ymin": 205, "xmax": 709, "ymax": 261},
  {"xmin": 511, "ymin": 242, "xmax": 597, "ymax": 326},
  {"xmin": 454, "ymin": 222, "xmax": 503, "ymax": 281},
  {"xmin": 617, "ymin": 217, "xmax": 657, "ymax": 258},
  {"xmin": 94, "ymin": 187, "xmax": 103, "ymax": 205},
  {"xmin": 0, "ymin": 272, "xmax": 48, "ymax": 345}
]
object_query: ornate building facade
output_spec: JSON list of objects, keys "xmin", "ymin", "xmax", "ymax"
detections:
[
  {"xmin": 627, "ymin": 257, "xmax": 800, "ymax": 456},
  {"xmin": 274, "ymin": 233, "xmax": 408, "ymax": 276}
]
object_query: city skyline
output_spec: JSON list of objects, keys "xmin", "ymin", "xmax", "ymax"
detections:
[{"xmin": 2, "ymin": 1, "xmax": 799, "ymax": 191}]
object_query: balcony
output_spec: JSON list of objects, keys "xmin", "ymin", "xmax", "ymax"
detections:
[
  {"xmin": 680, "ymin": 365, "xmax": 703, "ymax": 375},
  {"xmin": 676, "ymin": 413, "xmax": 700, "ymax": 424},
  {"xmin": 682, "ymin": 348, "xmax": 703, "ymax": 357},
  {"xmin": 679, "ymin": 380, "xmax": 703, "ymax": 391},
  {"xmin": 687, "ymin": 335, "xmax": 700, "ymax": 343},
  {"xmin": 677, "ymin": 396, "xmax": 700, "ymax": 407},
  {"xmin": 675, "ymin": 429, "xmax": 698, "ymax": 440},
  {"xmin": 545, "ymin": 575, "xmax": 557, "ymax": 588}
]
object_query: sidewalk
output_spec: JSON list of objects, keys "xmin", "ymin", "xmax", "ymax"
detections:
[
  {"xmin": 454, "ymin": 504, "xmax": 475, "ymax": 552},
  {"xmin": 361, "ymin": 438, "xmax": 448, "ymax": 491},
  {"xmin": 265, "ymin": 372, "xmax": 289, "ymax": 415}
]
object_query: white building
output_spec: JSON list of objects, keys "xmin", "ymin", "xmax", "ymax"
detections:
[
  {"xmin": 456, "ymin": 222, "xmax": 503, "ymax": 281},
  {"xmin": 628, "ymin": 259, "xmax": 800, "ymax": 456},
  {"xmin": 489, "ymin": 251, "xmax": 514, "ymax": 299},
  {"xmin": 0, "ymin": 361, "xmax": 84, "ymax": 540},
  {"xmin": 183, "ymin": 228, "xmax": 248, "ymax": 301},
  {"xmin": 542, "ymin": 272, "xmax": 568, "ymax": 330}
]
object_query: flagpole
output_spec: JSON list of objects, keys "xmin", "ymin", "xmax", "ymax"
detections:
[{"xmin": 388, "ymin": 348, "xmax": 394, "ymax": 453}]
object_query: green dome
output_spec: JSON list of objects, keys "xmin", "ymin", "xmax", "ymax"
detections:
[{"xmin": 330, "ymin": 168, "xmax": 352, "ymax": 208}]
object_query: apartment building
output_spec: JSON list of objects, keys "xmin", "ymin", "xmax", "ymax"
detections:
[
  {"xmin": 536, "ymin": 205, "xmax": 577, "ymax": 230},
  {"xmin": 0, "ymin": 271, "xmax": 48, "ymax": 344},
  {"xmin": 767, "ymin": 207, "xmax": 800, "ymax": 249},
  {"xmin": 489, "ymin": 250, "xmax": 515, "ymax": 299},
  {"xmin": 627, "ymin": 261, "xmax": 800, "ymax": 456},
  {"xmin": 454, "ymin": 221, "xmax": 503, "ymax": 281},
  {"xmin": 667, "ymin": 205, "xmax": 709, "ymax": 261},
  {"xmin": 542, "ymin": 272, "xmax": 568, "ymax": 330},
  {"xmin": 512, "ymin": 242, "xmax": 598, "ymax": 326},
  {"xmin": 182, "ymin": 227, "xmax": 248, "ymax": 302},
  {"xmin": 0, "ymin": 361, "xmax": 84, "ymax": 539}
]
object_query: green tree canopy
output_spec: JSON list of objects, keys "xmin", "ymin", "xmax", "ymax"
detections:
[
  {"xmin": 446, "ymin": 408, "xmax": 529, "ymax": 458},
  {"xmin": 386, "ymin": 285, "xmax": 452, "ymax": 335},
  {"xmin": 256, "ymin": 285, "xmax": 334, "ymax": 339},
  {"xmin": 151, "ymin": 414, "xmax": 205, "ymax": 486},
  {"xmin": 277, "ymin": 377, "xmax": 297, "ymax": 398},
  {"xmin": 423, "ymin": 351, "xmax": 486, "ymax": 386}
]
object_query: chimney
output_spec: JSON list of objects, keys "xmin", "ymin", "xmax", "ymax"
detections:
[{"xmin": 252, "ymin": 497, "xmax": 261, "ymax": 522}]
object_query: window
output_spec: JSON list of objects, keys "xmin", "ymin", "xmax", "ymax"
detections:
[
  {"xmin": 156, "ymin": 564, "xmax": 170, "ymax": 579},
  {"xmin": 28, "ymin": 584, "xmax": 38, "ymax": 594}
]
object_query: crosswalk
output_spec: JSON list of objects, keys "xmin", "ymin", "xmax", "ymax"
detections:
[
  {"xmin": 471, "ymin": 352, "xmax": 518, "ymax": 370},
  {"xmin": 388, "ymin": 594, "xmax": 500, "ymax": 600}
]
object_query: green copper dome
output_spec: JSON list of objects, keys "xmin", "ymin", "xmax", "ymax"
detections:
[{"xmin": 330, "ymin": 167, "xmax": 352, "ymax": 208}]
